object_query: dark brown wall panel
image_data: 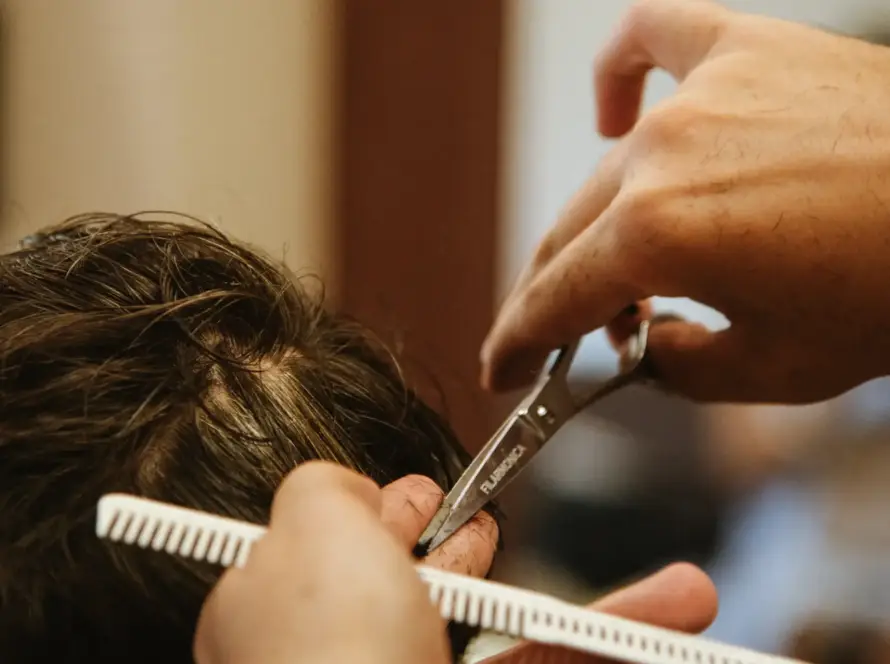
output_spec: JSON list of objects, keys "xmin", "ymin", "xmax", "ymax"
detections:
[{"xmin": 337, "ymin": 2, "xmax": 504, "ymax": 453}]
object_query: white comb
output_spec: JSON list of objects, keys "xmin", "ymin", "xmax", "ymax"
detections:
[{"xmin": 96, "ymin": 493, "xmax": 806, "ymax": 664}]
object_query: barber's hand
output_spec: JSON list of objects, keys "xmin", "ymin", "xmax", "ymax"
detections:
[
  {"xmin": 480, "ymin": 563, "xmax": 718, "ymax": 663},
  {"xmin": 378, "ymin": 474, "xmax": 501, "ymax": 657},
  {"xmin": 482, "ymin": 0, "xmax": 890, "ymax": 404},
  {"xmin": 379, "ymin": 474, "xmax": 498, "ymax": 577},
  {"xmin": 376, "ymin": 476, "xmax": 716, "ymax": 664},
  {"xmin": 194, "ymin": 462, "xmax": 450, "ymax": 664}
]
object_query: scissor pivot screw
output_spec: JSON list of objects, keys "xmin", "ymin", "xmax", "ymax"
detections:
[{"xmin": 535, "ymin": 405, "xmax": 556, "ymax": 425}]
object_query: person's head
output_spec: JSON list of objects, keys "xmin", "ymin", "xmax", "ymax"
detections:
[{"xmin": 0, "ymin": 213, "xmax": 489, "ymax": 662}]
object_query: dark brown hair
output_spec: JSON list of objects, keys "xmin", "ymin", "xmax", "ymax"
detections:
[{"xmin": 0, "ymin": 213, "xmax": 482, "ymax": 662}]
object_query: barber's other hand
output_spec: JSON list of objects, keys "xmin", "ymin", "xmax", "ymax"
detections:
[
  {"xmin": 480, "ymin": 563, "xmax": 718, "ymax": 663},
  {"xmin": 194, "ymin": 462, "xmax": 450, "ymax": 664},
  {"xmin": 482, "ymin": 0, "xmax": 890, "ymax": 404}
]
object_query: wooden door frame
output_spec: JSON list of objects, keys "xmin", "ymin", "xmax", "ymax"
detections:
[{"xmin": 335, "ymin": 2, "xmax": 505, "ymax": 454}]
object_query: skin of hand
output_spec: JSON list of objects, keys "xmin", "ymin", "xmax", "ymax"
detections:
[
  {"xmin": 376, "ymin": 475, "xmax": 719, "ymax": 664},
  {"xmin": 193, "ymin": 462, "xmax": 453, "ymax": 664},
  {"xmin": 481, "ymin": 0, "xmax": 890, "ymax": 404},
  {"xmin": 193, "ymin": 468, "xmax": 714, "ymax": 664},
  {"xmin": 378, "ymin": 474, "xmax": 499, "ymax": 577}
]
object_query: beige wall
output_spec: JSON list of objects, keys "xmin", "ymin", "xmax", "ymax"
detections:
[{"xmin": 0, "ymin": 0, "xmax": 337, "ymax": 288}]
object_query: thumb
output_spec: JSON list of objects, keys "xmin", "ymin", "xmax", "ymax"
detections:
[
  {"xmin": 271, "ymin": 461, "xmax": 383, "ymax": 529},
  {"xmin": 479, "ymin": 563, "xmax": 718, "ymax": 664},
  {"xmin": 644, "ymin": 319, "xmax": 763, "ymax": 402}
]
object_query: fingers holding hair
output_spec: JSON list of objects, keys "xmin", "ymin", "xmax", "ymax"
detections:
[
  {"xmin": 379, "ymin": 475, "xmax": 445, "ymax": 548},
  {"xmin": 380, "ymin": 475, "xmax": 499, "ymax": 578},
  {"xmin": 270, "ymin": 468, "xmax": 499, "ymax": 578}
]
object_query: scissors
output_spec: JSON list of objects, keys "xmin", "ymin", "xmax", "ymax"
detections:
[{"xmin": 416, "ymin": 316, "xmax": 675, "ymax": 555}]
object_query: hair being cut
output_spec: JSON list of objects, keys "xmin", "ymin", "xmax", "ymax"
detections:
[{"xmin": 0, "ymin": 212, "xmax": 485, "ymax": 662}]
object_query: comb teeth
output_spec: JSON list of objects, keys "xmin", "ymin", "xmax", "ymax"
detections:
[
  {"xmin": 96, "ymin": 495, "xmax": 803, "ymax": 664},
  {"xmin": 418, "ymin": 566, "xmax": 542, "ymax": 637},
  {"xmin": 417, "ymin": 566, "xmax": 804, "ymax": 664},
  {"xmin": 96, "ymin": 494, "xmax": 266, "ymax": 568}
]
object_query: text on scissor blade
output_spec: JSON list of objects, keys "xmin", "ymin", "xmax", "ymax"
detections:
[{"xmin": 480, "ymin": 445, "xmax": 527, "ymax": 495}]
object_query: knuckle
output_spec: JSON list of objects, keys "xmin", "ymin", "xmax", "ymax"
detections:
[
  {"xmin": 277, "ymin": 460, "xmax": 335, "ymax": 498},
  {"xmin": 612, "ymin": 186, "xmax": 671, "ymax": 246},
  {"xmin": 530, "ymin": 233, "xmax": 560, "ymax": 271},
  {"xmin": 383, "ymin": 474, "xmax": 444, "ymax": 520},
  {"xmin": 398, "ymin": 474, "xmax": 445, "ymax": 499},
  {"xmin": 274, "ymin": 462, "xmax": 376, "ymax": 514},
  {"xmin": 273, "ymin": 465, "xmax": 311, "ymax": 509},
  {"xmin": 614, "ymin": 185, "xmax": 675, "ymax": 234},
  {"xmin": 633, "ymin": 100, "xmax": 701, "ymax": 151},
  {"xmin": 611, "ymin": 0, "xmax": 666, "ymax": 45}
]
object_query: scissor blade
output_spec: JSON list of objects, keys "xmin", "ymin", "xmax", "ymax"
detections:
[
  {"xmin": 417, "ymin": 343, "xmax": 581, "ymax": 555},
  {"xmin": 416, "ymin": 416, "xmax": 544, "ymax": 554}
]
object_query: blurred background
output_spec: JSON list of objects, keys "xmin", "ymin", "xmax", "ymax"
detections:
[{"xmin": 1, "ymin": 1, "xmax": 890, "ymax": 662}]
